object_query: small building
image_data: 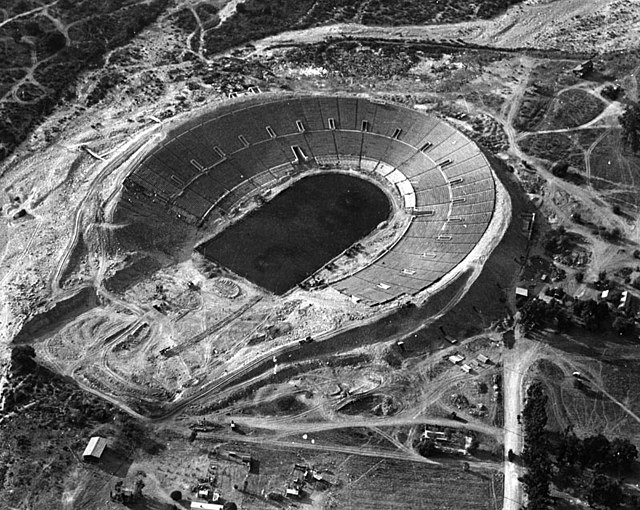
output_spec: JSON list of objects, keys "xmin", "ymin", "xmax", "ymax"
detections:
[
  {"xmin": 448, "ymin": 354, "xmax": 464, "ymax": 364},
  {"xmin": 82, "ymin": 436, "xmax": 107, "ymax": 462},
  {"xmin": 601, "ymin": 289, "xmax": 610, "ymax": 300},
  {"xmin": 619, "ymin": 290, "xmax": 633, "ymax": 312},
  {"xmin": 515, "ymin": 287, "xmax": 529, "ymax": 298},
  {"xmin": 477, "ymin": 354, "xmax": 490, "ymax": 364},
  {"xmin": 423, "ymin": 429, "xmax": 448, "ymax": 442},
  {"xmin": 286, "ymin": 487, "xmax": 300, "ymax": 498},
  {"xmin": 572, "ymin": 60, "xmax": 594, "ymax": 77},
  {"xmin": 197, "ymin": 488, "xmax": 212, "ymax": 500},
  {"xmin": 461, "ymin": 364, "xmax": 472, "ymax": 373},
  {"xmin": 190, "ymin": 503, "xmax": 223, "ymax": 510}
]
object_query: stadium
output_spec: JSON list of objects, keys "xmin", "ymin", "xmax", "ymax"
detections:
[{"xmin": 119, "ymin": 94, "xmax": 497, "ymax": 306}]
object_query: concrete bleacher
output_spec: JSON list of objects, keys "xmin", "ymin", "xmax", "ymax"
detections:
[{"xmin": 128, "ymin": 94, "xmax": 496, "ymax": 305}]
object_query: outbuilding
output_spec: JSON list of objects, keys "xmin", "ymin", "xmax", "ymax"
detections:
[
  {"xmin": 286, "ymin": 487, "xmax": 300, "ymax": 498},
  {"xmin": 82, "ymin": 436, "xmax": 107, "ymax": 462},
  {"xmin": 190, "ymin": 502, "xmax": 223, "ymax": 510},
  {"xmin": 477, "ymin": 354, "xmax": 490, "ymax": 364}
]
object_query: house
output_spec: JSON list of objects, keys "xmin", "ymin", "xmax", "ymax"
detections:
[
  {"xmin": 461, "ymin": 364, "xmax": 472, "ymax": 373},
  {"xmin": 82, "ymin": 436, "xmax": 107, "ymax": 462},
  {"xmin": 190, "ymin": 503, "xmax": 223, "ymax": 510},
  {"xmin": 515, "ymin": 287, "xmax": 529, "ymax": 298}
]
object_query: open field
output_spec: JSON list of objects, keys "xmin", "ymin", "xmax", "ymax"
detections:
[{"xmin": 539, "ymin": 89, "xmax": 606, "ymax": 130}]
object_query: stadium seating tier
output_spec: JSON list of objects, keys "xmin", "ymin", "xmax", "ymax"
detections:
[{"xmin": 126, "ymin": 95, "xmax": 496, "ymax": 305}]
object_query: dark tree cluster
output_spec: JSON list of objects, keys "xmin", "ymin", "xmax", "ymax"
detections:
[
  {"xmin": 543, "ymin": 227, "xmax": 582, "ymax": 256},
  {"xmin": 572, "ymin": 298, "xmax": 610, "ymax": 331},
  {"xmin": 521, "ymin": 382, "xmax": 552, "ymax": 510},
  {"xmin": 555, "ymin": 430, "xmax": 636, "ymax": 509},
  {"xmin": 620, "ymin": 103, "xmax": 640, "ymax": 153},
  {"xmin": 518, "ymin": 298, "xmax": 570, "ymax": 333}
]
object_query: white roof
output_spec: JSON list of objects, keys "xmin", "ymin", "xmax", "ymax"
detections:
[
  {"xmin": 83, "ymin": 437, "xmax": 107, "ymax": 459},
  {"xmin": 515, "ymin": 287, "xmax": 529, "ymax": 297},
  {"xmin": 190, "ymin": 503, "xmax": 223, "ymax": 510}
]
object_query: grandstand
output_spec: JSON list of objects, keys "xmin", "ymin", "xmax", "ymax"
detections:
[{"xmin": 124, "ymin": 95, "xmax": 496, "ymax": 305}]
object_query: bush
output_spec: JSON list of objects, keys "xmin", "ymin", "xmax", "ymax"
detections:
[{"xmin": 550, "ymin": 160, "xmax": 569, "ymax": 178}]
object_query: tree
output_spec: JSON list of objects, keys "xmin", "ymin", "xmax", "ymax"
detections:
[
  {"xmin": 620, "ymin": 103, "xmax": 640, "ymax": 153},
  {"xmin": 521, "ymin": 382, "xmax": 552, "ymax": 510},
  {"xmin": 416, "ymin": 437, "xmax": 438, "ymax": 457},
  {"xmin": 575, "ymin": 271, "xmax": 585, "ymax": 283},
  {"xmin": 612, "ymin": 316, "xmax": 634, "ymax": 336},
  {"xmin": 11, "ymin": 344, "xmax": 37, "ymax": 373},
  {"xmin": 551, "ymin": 160, "xmax": 569, "ymax": 178},
  {"xmin": 556, "ymin": 431, "xmax": 583, "ymax": 467},
  {"xmin": 134, "ymin": 479, "xmax": 145, "ymax": 498},
  {"xmin": 581, "ymin": 434, "xmax": 611, "ymax": 469},
  {"xmin": 587, "ymin": 473, "xmax": 623, "ymax": 509},
  {"xmin": 608, "ymin": 438, "xmax": 638, "ymax": 472},
  {"xmin": 170, "ymin": 490, "xmax": 182, "ymax": 501}
]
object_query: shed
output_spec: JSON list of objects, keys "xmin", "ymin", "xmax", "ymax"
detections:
[
  {"xmin": 619, "ymin": 290, "xmax": 632, "ymax": 311},
  {"xmin": 190, "ymin": 503, "xmax": 223, "ymax": 510},
  {"xmin": 515, "ymin": 287, "xmax": 529, "ymax": 298},
  {"xmin": 477, "ymin": 354, "xmax": 490, "ymax": 364},
  {"xmin": 572, "ymin": 60, "xmax": 593, "ymax": 77},
  {"xmin": 286, "ymin": 487, "xmax": 300, "ymax": 497},
  {"xmin": 448, "ymin": 354, "xmax": 464, "ymax": 364},
  {"xmin": 82, "ymin": 436, "xmax": 107, "ymax": 462},
  {"xmin": 461, "ymin": 364, "xmax": 472, "ymax": 373}
]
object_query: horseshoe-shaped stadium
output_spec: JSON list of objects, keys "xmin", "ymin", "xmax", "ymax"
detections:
[{"xmin": 123, "ymin": 95, "xmax": 497, "ymax": 305}]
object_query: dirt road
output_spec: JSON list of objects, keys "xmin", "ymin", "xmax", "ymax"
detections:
[{"xmin": 502, "ymin": 330, "xmax": 542, "ymax": 510}]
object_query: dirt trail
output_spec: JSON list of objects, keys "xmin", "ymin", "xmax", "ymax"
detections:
[
  {"xmin": 230, "ymin": 414, "xmax": 503, "ymax": 438},
  {"xmin": 0, "ymin": 0, "xmax": 59, "ymax": 29}
]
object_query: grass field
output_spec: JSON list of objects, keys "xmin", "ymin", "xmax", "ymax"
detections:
[
  {"xmin": 525, "ymin": 329, "xmax": 640, "ymax": 445},
  {"xmin": 334, "ymin": 457, "xmax": 497, "ymax": 510},
  {"xmin": 518, "ymin": 132, "xmax": 585, "ymax": 171},
  {"xmin": 539, "ymin": 89, "xmax": 606, "ymax": 130},
  {"xmin": 589, "ymin": 129, "xmax": 640, "ymax": 188}
]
